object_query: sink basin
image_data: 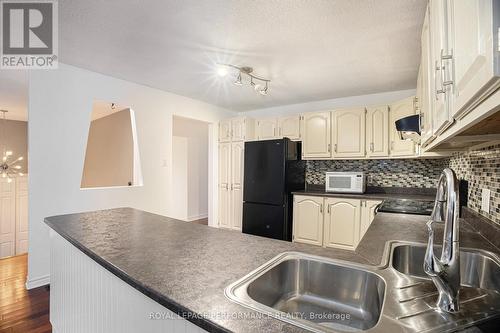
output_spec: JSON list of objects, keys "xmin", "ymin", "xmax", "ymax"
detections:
[
  {"xmin": 391, "ymin": 243, "xmax": 500, "ymax": 290},
  {"xmin": 225, "ymin": 252, "xmax": 385, "ymax": 332}
]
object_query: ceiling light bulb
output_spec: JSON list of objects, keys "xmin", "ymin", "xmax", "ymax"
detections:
[
  {"xmin": 6, "ymin": 151, "xmax": 12, "ymax": 156},
  {"xmin": 234, "ymin": 72, "xmax": 243, "ymax": 86},
  {"xmin": 217, "ymin": 66, "xmax": 228, "ymax": 77},
  {"xmin": 254, "ymin": 83, "xmax": 262, "ymax": 91},
  {"xmin": 7, "ymin": 178, "xmax": 12, "ymax": 183}
]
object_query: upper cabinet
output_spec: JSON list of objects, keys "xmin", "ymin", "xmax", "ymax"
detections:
[
  {"xmin": 218, "ymin": 117, "xmax": 255, "ymax": 143},
  {"xmin": 418, "ymin": 6, "xmax": 435, "ymax": 147},
  {"xmin": 448, "ymin": 0, "xmax": 500, "ymax": 119},
  {"xmin": 390, "ymin": 97, "xmax": 417, "ymax": 157},
  {"xmin": 301, "ymin": 112, "xmax": 332, "ymax": 159},
  {"xmin": 430, "ymin": 0, "xmax": 454, "ymax": 136},
  {"xmin": 256, "ymin": 118, "xmax": 278, "ymax": 140},
  {"xmin": 278, "ymin": 115, "xmax": 301, "ymax": 140},
  {"xmin": 332, "ymin": 108, "xmax": 366, "ymax": 158},
  {"xmin": 366, "ymin": 106, "xmax": 389, "ymax": 157}
]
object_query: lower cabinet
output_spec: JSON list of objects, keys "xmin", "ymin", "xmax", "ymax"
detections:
[
  {"xmin": 323, "ymin": 198, "xmax": 361, "ymax": 251},
  {"xmin": 360, "ymin": 200, "xmax": 382, "ymax": 239},
  {"xmin": 292, "ymin": 195, "xmax": 380, "ymax": 250},
  {"xmin": 292, "ymin": 195, "xmax": 324, "ymax": 246}
]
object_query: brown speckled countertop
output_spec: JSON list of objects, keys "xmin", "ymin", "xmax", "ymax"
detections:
[{"xmin": 45, "ymin": 207, "xmax": 499, "ymax": 333}]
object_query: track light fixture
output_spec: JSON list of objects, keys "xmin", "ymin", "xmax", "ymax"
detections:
[{"xmin": 217, "ymin": 63, "xmax": 270, "ymax": 96}]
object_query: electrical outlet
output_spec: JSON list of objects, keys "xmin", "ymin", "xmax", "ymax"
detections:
[{"xmin": 481, "ymin": 189, "xmax": 491, "ymax": 213}]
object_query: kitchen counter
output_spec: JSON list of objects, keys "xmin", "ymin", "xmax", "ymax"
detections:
[
  {"xmin": 292, "ymin": 185, "xmax": 436, "ymax": 201},
  {"xmin": 45, "ymin": 207, "xmax": 499, "ymax": 333}
]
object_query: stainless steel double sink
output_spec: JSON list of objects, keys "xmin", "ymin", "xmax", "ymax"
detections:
[{"xmin": 225, "ymin": 242, "xmax": 500, "ymax": 332}]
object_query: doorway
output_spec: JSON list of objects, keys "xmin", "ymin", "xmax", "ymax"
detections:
[{"xmin": 171, "ymin": 116, "xmax": 209, "ymax": 225}]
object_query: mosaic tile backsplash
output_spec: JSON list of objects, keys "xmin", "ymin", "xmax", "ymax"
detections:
[
  {"xmin": 306, "ymin": 143, "xmax": 500, "ymax": 224},
  {"xmin": 449, "ymin": 143, "xmax": 500, "ymax": 225},
  {"xmin": 306, "ymin": 159, "xmax": 449, "ymax": 188}
]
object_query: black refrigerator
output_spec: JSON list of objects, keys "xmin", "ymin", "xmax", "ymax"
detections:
[{"xmin": 242, "ymin": 138, "xmax": 305, "ymax": 241}]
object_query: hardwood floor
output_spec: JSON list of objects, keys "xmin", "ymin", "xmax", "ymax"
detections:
[
  {"xmin": 191, "ymin": 218, "xmax": 208, "ymax": 225},
  {"xmin": 0, "ymin": 254, "xmax": 51, "ymax": 333}
]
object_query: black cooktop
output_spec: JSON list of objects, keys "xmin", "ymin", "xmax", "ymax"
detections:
[{"xmin": 377, "ymin": 199, "xmax": 434, "ymax": 216}]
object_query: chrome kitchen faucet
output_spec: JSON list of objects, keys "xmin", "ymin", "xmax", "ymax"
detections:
[{"xmin": 424, "ymin": 168, "xmax": 461, "ymax": 312}]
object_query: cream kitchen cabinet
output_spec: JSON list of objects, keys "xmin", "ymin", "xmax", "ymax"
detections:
[
  {"xmin": 218, "ymin": 141, "xmax": 245, "ymax": 230},
  {"xmin": 256, "ymin": 118, "xmax": 279, "ymax": 140},
  {"xmin": 366, "ymin": 106, "xmax": 389, "ymax": 157},
  {"xmin": 292, "ymin": 195, "xmax": 324, "ymax": 246},
  {"xmin": 332, "ymin": 108, "xmax": 366, "ymax": 158},
  {"xmin": 360, "ymin": 200, "xmax": 382, "ymax": 239},
  {"xmin": 389, "ymin": 97, "xmax": 417, "ymax": 157},
  {"xmin": 430, "ymin": 0, "xmax": 453, "ymax": 135},
  {"xmin": 218, "ymin": 117, "xmax": 255, "ymax": 143},
  {"xmin": 278, "ymin": 115, "xmax": 301, "ymax": 140},
  {"xmin": 323, "ymin": 198, "xmax": 361, "ymax": 251},
  {"xmin": 448, "ymin": 0, "xmax": 500, "ymax": 119},
  {"xmin": 230, "ymin": 141, "xmax": 244, "ymax": 230},
  {"xmin": 301, "ymin": 111, "xmax": 331, "ymax": 159},
  {"xmin": 218, "ymin": 142, "xmax": 231, "ymax": 229},
  {"xmin": 418, "ymin": 7, "xmax": 435, "ymax": 147}
]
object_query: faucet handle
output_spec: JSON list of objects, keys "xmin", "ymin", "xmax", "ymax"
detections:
[{"xmin": 423, "ymin": 220, "xmax": 439, "ymax": 277}]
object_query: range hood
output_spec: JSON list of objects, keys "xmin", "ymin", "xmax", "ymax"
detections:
[{"xmin": 395, "ymin": 114, "xmax": 421, "ymax": 143}]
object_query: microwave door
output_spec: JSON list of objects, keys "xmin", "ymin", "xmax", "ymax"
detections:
[{"xmin": 328, "ymin": 176, "xmax": 352, "ymax": 192}]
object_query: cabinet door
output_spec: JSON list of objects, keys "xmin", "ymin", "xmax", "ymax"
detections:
[
  {"xmin": 430, "ymin": 0, "xmax": 453, "ymax": 135},
  {"xmin": 302, "ymin": 112, "xmax": 331, "ymax": 159},
  {"xmin": 332, "ymin": 108, "xmax": 366, "ymax": 158},
  {"xmin": 389, "ymin": 97, "xmax": 417, "ymax": 157},
  {"xmin": 360, "ymin": 200, "xmax": 382, "ymax": 240},
  {"xmin": 292, "ymin": 196, "xmax": 324, "ymax": 246},
  {"xmin": 366, "ymin": 106, "xmax": 389, "ymax": 157},
  {"xmin": 218, "ymin": 143, "xmax": 231, "ymax": 228},
  {"xmin": 218, "ymin": 119, "xmax": 232, "ymax": 142},
  {"xmin": 449, "ymin": 0, "xmax": 498, "ymax": 118},
  {"xmin": 231, "ymin": 117, "xmax": 247, "ymax": 142},
  {"xmin": 278, "ymin": 116, "xmax": 301, "ymax": 140},
  {"xmin": 15, "ymin": 177, "xmax": 28, "ymax": 255},
  {"xmin": 230, "ymin": 142, "xmax": 244, "ymax": 230},
  {"xmin": 419, "ymin": 7, "xmax": 435, "ymax": 146},
  {"xmin": 0, "ymin": 179, "xmax": 16, "ymax": 258},
  {"xmin": 323, "ymin": 198, "xmax": 360, "ymax": 250},
  {"xmin": 256, "ymin": 118, "xmax": 278, "ymax": 140}
]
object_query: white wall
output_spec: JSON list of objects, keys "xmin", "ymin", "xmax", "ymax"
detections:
[
  {"xmin": 28, "ymin": 64, "xmax": 236, "ymax": 288},
  {"xmin": 243, "ymin": 89, "xmax": 416, "ymax": 117},
  {"xmin": 170, "ymin": 136, "xmax": 188, "ymax": 220}
]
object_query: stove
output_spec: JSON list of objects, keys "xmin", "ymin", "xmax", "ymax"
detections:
[{"xmin": 376, "ymin": 199, "xmax": 434, "ymax": 216}]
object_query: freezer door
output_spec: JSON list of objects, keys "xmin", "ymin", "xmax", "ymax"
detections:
[
  {"xmin": 242, "ymin": 202, "xmax": 287, "ymax": 241},
  {"xmin": 243, "ymin": 140, "xmax": 285, "ymax": 205}
]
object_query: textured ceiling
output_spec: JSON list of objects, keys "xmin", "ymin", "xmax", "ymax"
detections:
[{"xmin": 59, "ymin": 0, "xmax": 426, "ymax": 111}]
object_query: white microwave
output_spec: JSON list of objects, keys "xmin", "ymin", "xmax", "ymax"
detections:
[{"xmin": 325, "ymin": 172, "xmax": 366, "ymax": 193}]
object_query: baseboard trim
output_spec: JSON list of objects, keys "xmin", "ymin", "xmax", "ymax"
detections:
[
  {"xmin": 26, "ymin": 274, "xmax": 50, "ymax": 290},
  {"xmin": 187, "ymin": 213, "xmax": 208, "ymax": 222}
]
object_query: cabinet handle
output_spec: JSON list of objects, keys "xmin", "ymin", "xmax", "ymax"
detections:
[
  {"xmin": 441, "ymin": 49, "xmax": 454, "ymax": 88},
  {"xmin": 327, "ymin": 204, "xmax": 330, "ymax": 213},
  {"xmin": 328, "ymin": 144, "xmax": 331, "ymax": 152},
  {"xmin": 435, "ymin": 60, "xmax": 445, "ymax": 99},
  {"xmin": 274, "ymin": 128, "xmax": 276, "ymax": 137},
  {"xmin": 391, "ymin": 141, "xmax": 394, "ymax": 151},
  {"xmin": 320, "ymin": 204, "xmax": 323, "ymax": 213},
  {"xmin": 334, "ymin": 144, "xmax": 337, "ymax": 153},
  {"xmin": 370, "ymin": 142, "xmax": 374, "ymax": 152}
]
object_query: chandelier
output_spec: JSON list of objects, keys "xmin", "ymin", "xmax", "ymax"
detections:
[
  {"xmin": 0, "ymin": 110, "xmax": 24, "ymax": 183},
  {"xmin": 217, "ymin": 63, "xmax": 270, "ymax": 95}
]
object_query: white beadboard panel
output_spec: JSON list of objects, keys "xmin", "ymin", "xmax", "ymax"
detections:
[{"xmin": 49, "ymin": 230, "xmax": 207, "ymax": 333}]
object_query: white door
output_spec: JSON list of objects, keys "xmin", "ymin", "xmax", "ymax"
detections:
[
  {"xmin": 218, "ymin": 119, "xmax": 232, "ymax": 143},
  {"xmin": 0, "ymin": 179, "xmax": 16, "ymax": 258},
  {"xmin": 366, "ymin": 106, "xmax": 389, "ymax": 157},
  {"xmin": 278, "ymin": 116, "xmax": 301, "ymax": 140},
  {"xmin": 389, "ymin": 97, "xmax": 417, "ymax": 157},
  {"xmin": 256, "ymin": 118, "xmax": 278, "ymax": 140},
  {"xmin": 449, "ymin": 0, "xmax": 499, "ymax": 118},
  {"xmin": 332, "ymin": 108, "xmax": 366, "ymax": 158},
  {"xmin": 323, "ymin": 198, "xmax": 361, "ymax": 251},
  {"xmin": 15, "ymin": 176, "xmax": 28, "ymax": 254},
  {"xmin": 302, "ymin": 112, "xmax": 331, "ymax": 159},
  {"xmin": 230, "ymin": 142, "xmax": 244, "ymax": 230},
  {"xmin": 430, "ymin": 0, "xmax": 453, "ymax": 135},
  {"xmin": 292, "ymin": 195, "xmax": 324, "ymax": 246},
  {"xmin": 218, "ymin": 143, "xmax": 231, "ymax": 228},
  {"xmin": 231, "ymin": 117, "xmax": 247, "ymax": 142},
  {"xmin": 360, "ymin": 200, "xmax": 382, "ymax": 240},
  {"xmin": 419, "ymin": 7, "xmax": 435, "ymax": 146}
]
